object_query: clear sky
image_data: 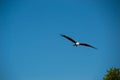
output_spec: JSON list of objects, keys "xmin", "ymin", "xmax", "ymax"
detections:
[{"xmin": 0, "ymin": 0, "xmax": 120, "ymax": 80}]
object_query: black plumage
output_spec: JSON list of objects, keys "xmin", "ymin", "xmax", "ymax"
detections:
[
  {"xmin": 61, "ymin": 34, "xmax": 76, "ymax": 43},
  {"xmin": 61, "ymin": 34, "xmax": 97, "ymax": 49}
]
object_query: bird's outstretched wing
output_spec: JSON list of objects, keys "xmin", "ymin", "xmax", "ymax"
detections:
[
  {"xmin": 61, "ymin": 34, "xmax": 76, "ymax": 43},
  {"xmin": 80, "ymin": 43, "xmax": 97, "ymax": 49}
]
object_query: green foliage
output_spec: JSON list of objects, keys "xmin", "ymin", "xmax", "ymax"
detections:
[{"xmin": 103, "ymin": 68, "xmax": 120, "ymax": 80}]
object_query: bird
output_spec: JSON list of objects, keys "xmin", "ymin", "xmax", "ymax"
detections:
[{"xmin": 61, "ymin": 34, "xmax": 97, "ymax": 49}]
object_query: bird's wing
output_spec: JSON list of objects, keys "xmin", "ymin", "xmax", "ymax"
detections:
[
  {"xmin": 80, "ymin": 43, "xmax": 97, "ymax": 49},
  {"xmin": 61, "ymin": 34, "xmax": 76, "ymax": 43}
]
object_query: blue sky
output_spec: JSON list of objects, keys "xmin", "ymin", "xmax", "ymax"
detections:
[{"xmin": 0, "ymin": 0, "xmax": 120, "ymax": 80}]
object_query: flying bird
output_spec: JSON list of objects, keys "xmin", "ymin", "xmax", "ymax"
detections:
[{"xmin": 61, "ymin": 34, "xmax": 97, "ymax": 49}]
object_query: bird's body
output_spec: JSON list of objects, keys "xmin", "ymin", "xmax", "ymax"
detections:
[
  {"xmin": 61, "ymin": 34, "xmax": 97, "ymax": 49},
  {"xmin": 73, "ymin": 42, "xmax": 80, "ymax": 46}
]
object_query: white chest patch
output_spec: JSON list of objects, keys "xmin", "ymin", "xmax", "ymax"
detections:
[{"xmin": 76, "ymin": 42, "xmax": 80, "ymax": 45}]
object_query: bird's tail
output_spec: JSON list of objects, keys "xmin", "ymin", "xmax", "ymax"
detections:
[{"xmin": 73, "ymin": 44, "xmax": 77, "ymax": 47}]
